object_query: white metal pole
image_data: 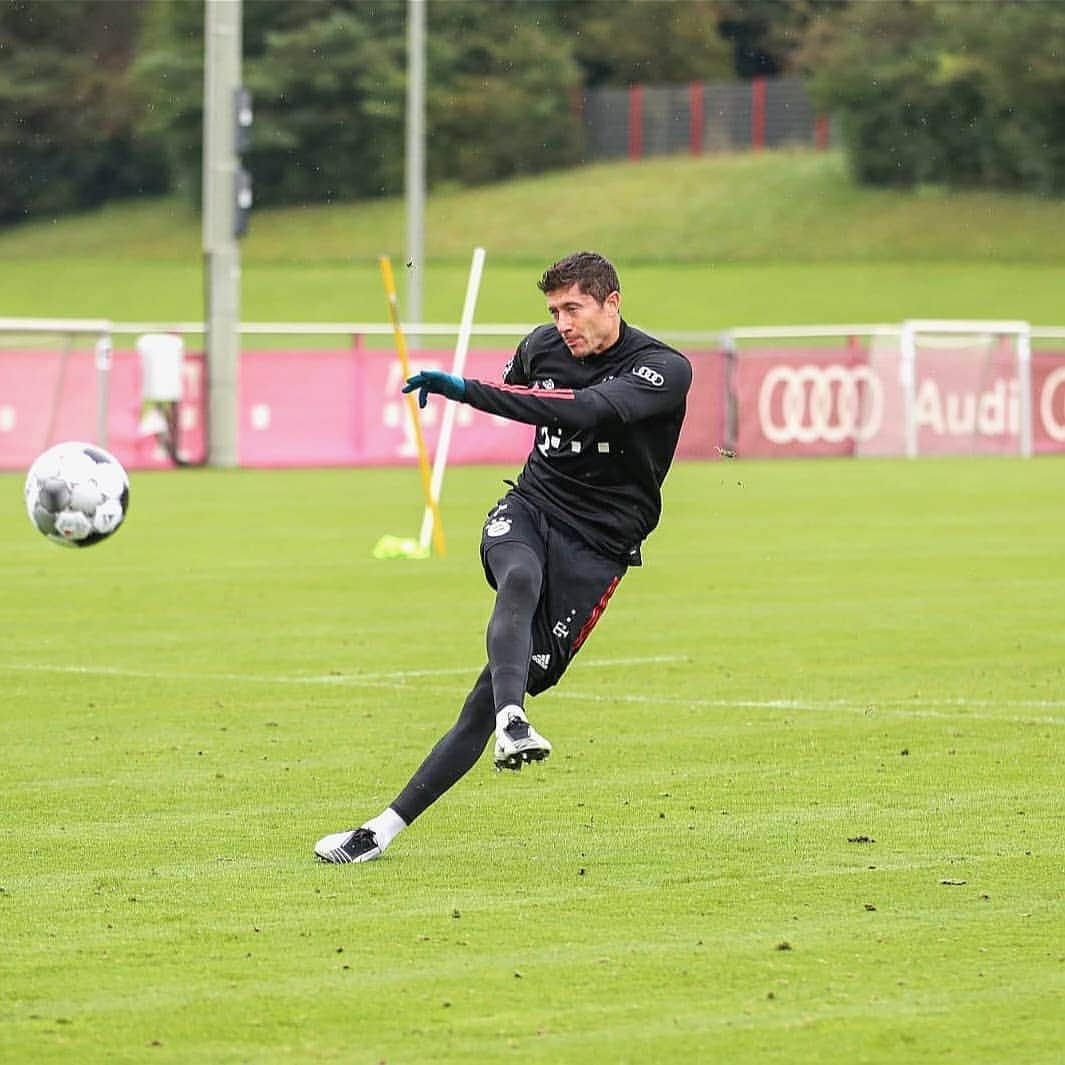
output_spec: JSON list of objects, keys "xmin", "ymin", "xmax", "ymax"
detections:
[
  {"xmin": 203, "ymin": 0, "xmax": 242, "ymax": 467},
  {"xmin": 419, "ymin": 247, "xmax": 486, "ymax": 551},
  {"xmin": 406, "ymin": 0, "xmax": 426, "ymax": 349},
  {"xmin": 94, "ymin": 332, "xmax": 113, "ymax": 449},
  {"xmin": 1018, "ymin": 323, "xmax": 1033, "ymax": 459},
  {"xmin": 900, "ymin": 322, "xmax": 918, "ymax": 459}
]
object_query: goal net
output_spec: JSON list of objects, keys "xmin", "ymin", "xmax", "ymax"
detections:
[
  {"xmin": 860, "ymin": 320, "xmax": 1032, "ymax": 458},
  {"xmin": 0, "ymin": 319, "xmax": 114, "ymax": 470}
]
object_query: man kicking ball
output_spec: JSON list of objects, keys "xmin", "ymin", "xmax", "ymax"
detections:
[{"xmin": 315, "ymin": 250, "xmax": 691, "ymax": 863}]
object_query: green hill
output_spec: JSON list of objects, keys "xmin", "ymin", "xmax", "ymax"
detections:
[
  {"xmin": 2, "ymin": 150, "xmax": 1064, "ymax": 264},
  {"xmin": 1, "ymin": 150, "xmax": 1062, "ymax": 328}
]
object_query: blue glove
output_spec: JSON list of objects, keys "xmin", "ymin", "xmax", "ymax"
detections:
[{"xmin": 403, "ymin": 370, "xmax": 466, "ymax": 409}]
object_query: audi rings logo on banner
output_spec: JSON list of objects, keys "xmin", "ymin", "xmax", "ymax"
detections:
[
  {"xmin": 758, "ymin": 364, "xmax": 884, "ymax": 444},
  {"xmin": 1040, "ymin": 366, "xmax": 1065, "ymax": 442}
]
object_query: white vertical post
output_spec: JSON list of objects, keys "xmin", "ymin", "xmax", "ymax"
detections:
[
  {"xmin": 418, "ymin": 247, "xmax": 486, "ymax": 553},
  {"xmin": 900, "ymin": 322, "xmax": 918, "ymax": 459},
  {"xmin": 1018, "ymin": 323, "xmax": 1033, "ymax": 459},
  {"xmin": 203, "ymin": 0, "xmax": 242, "ymax": 467},
  {"xmin": 406, "ymin": 0, "xmax": 426, "ymax": 348},
  {"xmin": 94, "ymin": 333, "xmax": 113, "ymax": 449}
]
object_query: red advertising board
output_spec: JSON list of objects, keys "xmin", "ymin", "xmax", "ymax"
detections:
[
  {"xmin": 733, "ymin": 347, "xmax": 872, "ymax": 459},
  {"xmin": 1033, "ymin": 353, "xmax": 1065, "ymax": 454},
  {"xmin": 0, "ymin": 349, "xmax": 207, "ymax": 471},
  {"xmin": 730, "ymin": 346, "xmax": 1065, "ymax": 458},
  {"xmin": 4, "ymin": 342, "xmax": 1059, "ymax": 470},
  {"xmin": 0, "ymin": 347, "xmax": 729, "ymax": 470}
]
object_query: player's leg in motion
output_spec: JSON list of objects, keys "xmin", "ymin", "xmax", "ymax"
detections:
[
  {"xmin": 315, "ymin": 666, "xmax": 497, "ymax": 863},
  {"xmin": 483, "ymin": 539, "xmax": 553, "ymax": 771},
  {"xmin": 314, "ymin": 543, "xmax": 552, "ymax": 864}
]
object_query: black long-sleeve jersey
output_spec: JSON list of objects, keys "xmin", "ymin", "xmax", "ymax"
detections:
[{"xmin": 461, "ymin": 320, "xmax": 692, "ymax": 564}]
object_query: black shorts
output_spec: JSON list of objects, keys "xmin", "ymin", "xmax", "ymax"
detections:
[{"xmin": 480, "ymin": 492, "xmax": 626, "ymax": 696}]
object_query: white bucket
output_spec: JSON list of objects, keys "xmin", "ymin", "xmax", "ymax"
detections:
[{"xmin": 137, "ymin": 333, "xmax": 185, "ymax": 402}]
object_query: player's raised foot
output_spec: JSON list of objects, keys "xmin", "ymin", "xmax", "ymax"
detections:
[
  {"xmin": 494, "ymin": 706, "xmax": 552, "ymax": 771},
  {"xmin": 314, "ymin": 827, "xmax": 382, "ymax": 864}
]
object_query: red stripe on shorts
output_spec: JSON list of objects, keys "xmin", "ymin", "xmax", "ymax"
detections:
[{"xmin": 572, "ymin": 575, "xmax": 621, "ymax": 653}]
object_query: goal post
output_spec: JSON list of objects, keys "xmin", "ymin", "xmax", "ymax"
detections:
[
  {"xmin": 725, "ymin": 320, "xmax": 1040, "ymax": 460},
  {"xmin": 898, "ymin": 320, "xmax": 1032, "ymax": 459}
]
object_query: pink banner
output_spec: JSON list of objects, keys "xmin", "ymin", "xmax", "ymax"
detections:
[
  {"xmin": 238, "ymin": 348, "xmax": 729, "ymax": 467},
  {"xmin": 0, "ymin": 348, "xmax": 206, "ymax": 471},
  {"xmin": 1, "ymin": 347, "xmax": 728, "ymax": 470},
  {"xmin": 731, "ymin": 346, "xmax": 1065, "ymax": 458},
  {"xmin": 676, "ymin": 350, "xmax": 728, "ymax": 460},
  {"xmin": 912, "ymin": 342, "xmax": 1020, "ymax": 457},
  {"xmin": 734, "ymin": 347, "xmax": 869, "ymax": 458},
  {"xmin": 1033, "ymin": 353, "xmax": 1065, "ymax": 454},
  {"xmin": 237, "ymin": 348, "xmax": 533, "ymax": 468},
  {"xmin": 12, "ymin": 341, "xmax": 1060, "ymax": 469}
]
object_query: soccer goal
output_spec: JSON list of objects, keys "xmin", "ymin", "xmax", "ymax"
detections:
[
  {"xmin": 723, "ymin": 320, "xmax": 1037, "ymax": 461},
  {"xmin": 894, "ymin": 320, "xmax": 1033, "ymax": 458},
  {"xmin": 0, "ymin": 318, "xmax": 114, "ymax": 470}
]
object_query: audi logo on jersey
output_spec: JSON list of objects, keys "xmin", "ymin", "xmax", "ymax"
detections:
[
  {"xmin": 758, "ymin": 364, "xmax": 883, "ymax": 444},
  {"xmin": 634, "ymin": 365, "xmax": 665, "ymax": 387}
]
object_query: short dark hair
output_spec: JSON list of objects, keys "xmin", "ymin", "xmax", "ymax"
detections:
[{"xmin": 537, "ymin": 251, "xmax": 620, "ymax": 304}]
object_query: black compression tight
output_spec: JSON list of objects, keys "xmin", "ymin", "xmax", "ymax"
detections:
[
  {"xmin": 390, "ymin": 664, "xmax": 495, "ymax": 824},
  {"xmin": 390, "ymin": 541, "xmax": 544, "ymax": 825},
  {"xmin": 484, "ymin": 540, "xmax": 543, "ymax": 714}
]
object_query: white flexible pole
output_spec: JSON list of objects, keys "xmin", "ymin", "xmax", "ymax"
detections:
[{"xmin": 419, "ymin": 246, "xmax": 486, "ymax": 551}]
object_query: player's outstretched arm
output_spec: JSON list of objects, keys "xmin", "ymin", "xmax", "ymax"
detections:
[
  {"xmin": 403, "ymin": 367, "xmax": 609, "ymax": 428},
  {"xmin": 461, "ymin": 350, "xmax": 691, "ymax": 430},
  {"xmin": 403, "ymin": 370, "xmax": 466, "ymax": 408}
]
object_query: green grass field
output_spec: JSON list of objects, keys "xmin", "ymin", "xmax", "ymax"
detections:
[
  {"xmin": 2, "ymin": 458, "xmax": 1062, "ymax": 1064},
  {"xmin": 2, "ymin": 150, "xmax": 1065, "ymax": 329}
]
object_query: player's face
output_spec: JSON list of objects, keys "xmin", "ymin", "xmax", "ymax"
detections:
[{"xmin": 545, "ymin": 283, "xmax": 621, "ymax": 358}]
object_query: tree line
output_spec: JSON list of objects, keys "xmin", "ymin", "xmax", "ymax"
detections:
[
  {"xmin": 802, "ymin": 0, "xmax": 1065, "ymax": 196},
  {"xmin": 1, "ymin": 0, "xmax": 1063, "ymax": 227}
]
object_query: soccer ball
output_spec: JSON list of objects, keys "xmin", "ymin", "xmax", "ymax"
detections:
[{"xmin": 24, "ymin": 441, "xmax": 130, "ymax": 548}]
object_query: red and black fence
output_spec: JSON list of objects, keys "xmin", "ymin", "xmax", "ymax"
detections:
[{"xmin": 577, "ymin": 76, "xmax": 831, "ymax": 162}]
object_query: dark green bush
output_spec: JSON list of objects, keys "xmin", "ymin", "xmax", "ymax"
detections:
[{"xmin": 803, "ymin": 0, "xmax": 1065, "ymax": 195}]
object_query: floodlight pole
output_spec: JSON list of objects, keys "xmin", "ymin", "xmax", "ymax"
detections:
[
  {"xmin": 203, "ymin": 0, "xmax": 242, "ymax": 468},
  {"xmin": 406, "ymin": 0, "xmax": 426, "ymax": 346}
]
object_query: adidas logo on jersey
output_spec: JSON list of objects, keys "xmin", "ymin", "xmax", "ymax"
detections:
[{"xmin": 531, "ymin": 653, "xmax": 551, "ymax": 670}]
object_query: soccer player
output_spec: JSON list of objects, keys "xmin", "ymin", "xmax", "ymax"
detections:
[{"xmin": 315, "ymin": 251, "xmax": 692, "ymax": 863}]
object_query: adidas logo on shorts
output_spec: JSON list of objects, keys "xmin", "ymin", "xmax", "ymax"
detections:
[{"xmin": 531, "ymin": 653, "xmax": 551, "ymax": 670}]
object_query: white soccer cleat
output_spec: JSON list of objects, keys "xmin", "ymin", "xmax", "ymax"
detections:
[
  {"xmin": 494, "ymin": 707, "xmax": 552, "ymax": 771},
  {"xmin": 314, "ymin": 827, "xmax": 382, "ymax": 864}
]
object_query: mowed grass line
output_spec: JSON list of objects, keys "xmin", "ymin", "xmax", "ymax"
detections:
[
  {"xmin": 2, "ymin": 150, "xmax": 1065, "ymax": 329},
  {"xmin": 6, "ymin": 258, "xmax": 1065, "ymax": 337},
  {"xmin": 0, "ymin": 459, "xmax": 1062, "ymax": 1064}
]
